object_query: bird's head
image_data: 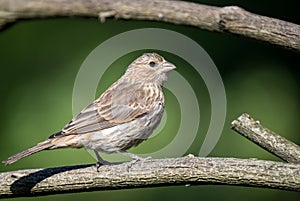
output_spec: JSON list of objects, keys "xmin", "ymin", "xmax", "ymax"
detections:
[{"xmin": 125, "ymin": 53, "xmax": 176, "ymax": 86}]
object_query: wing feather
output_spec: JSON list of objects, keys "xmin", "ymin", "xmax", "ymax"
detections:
[
  {"xmin": 59, "ymin": 81, "xmax": 154, "ymax": 135},
  {"xmin": 97, "ymin": 82, "xmax": 152, "ymax": 123}
]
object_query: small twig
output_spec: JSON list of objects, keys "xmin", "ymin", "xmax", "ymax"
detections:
[
  {"xmin": 0, "ymin": 156, "xmax": 299, "ymax": 198},
  {"xmin": 231, "ymin": 113, "xmax": 300, "ymax": 164},
  {"xmin": 0, "ymin": 0, "xmax": 299, "ymax": 51}
]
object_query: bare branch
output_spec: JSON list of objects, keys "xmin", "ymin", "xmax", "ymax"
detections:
[
  {"xmin": 0, "ymin": 156, "xmax": 299, "ymax": 198},
  {"xmin": 231, "ymin": 113, "xmax": 300, "ymax": 164},
  {"xmin": 1, "ymin": 114, "xmax": 300, "ymax": 198},
  {"xmin": 0, "ymin": 0, "xmax": 299, "ymax": 51}
]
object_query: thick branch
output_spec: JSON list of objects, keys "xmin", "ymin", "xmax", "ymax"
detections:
[
  {"xmin": 231, "ymin": 113, "xmax": 300, "ymax": 164},
  {"xmin": 0, "ymin": 156, "xmax": 299, "ymax": 198},
  {"xmin": 0, "ymin": 0, "xmax": 299, "ymax": 51}
]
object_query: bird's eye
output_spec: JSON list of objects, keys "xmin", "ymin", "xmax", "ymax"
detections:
[{"xmin": 149, "ymin": 61, "xmax": 156, "ymax": 67}]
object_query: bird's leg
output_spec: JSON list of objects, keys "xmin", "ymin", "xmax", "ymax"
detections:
[
  {"xmin": 119, "ymin": 151, "xmax": 145, "ymax": 160},
  {"xmin": 118, "ymin": 151, "xmax": 151, "ymax": 169},
  {"xmin": 94, "ymin": 151, "xmax": 111, "ymax": 171}
]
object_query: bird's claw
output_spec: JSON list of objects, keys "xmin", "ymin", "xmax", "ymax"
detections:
[
  {"xmin": 126, "ymin": 156, "xmax": 152, "ymax": 170},
  {"xmin": 96, "ymin": 161, "xmax": 105, "ymax": 172},
  {"xmin": 95, "ymin": 160, "xmax": 112, "ymax": 172}
]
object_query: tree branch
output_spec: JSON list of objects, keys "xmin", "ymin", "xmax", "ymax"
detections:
[
  {"xmin": 0, "ymin": 0, "xmax": 299, "ymax": 51},
  {"xmin": 1, "ymin": 114, "xmax": 300, "ymax": 198},
  {"xmin": 0, "ymin": 156, "xmax": 299, "ymax": 198},
  {"xmin": 231, "ymin": 113, "xmax": 300, "ymax": 164}
]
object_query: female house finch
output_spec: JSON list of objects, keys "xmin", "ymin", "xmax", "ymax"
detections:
[{"xmin": 3, "ymin": 53, "xmax": 176, "ymax": 166}]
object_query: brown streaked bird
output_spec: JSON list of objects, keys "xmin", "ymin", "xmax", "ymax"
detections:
[{"xmin": 3, "ymin": 53, "xmax": 176, "ymax": 166}]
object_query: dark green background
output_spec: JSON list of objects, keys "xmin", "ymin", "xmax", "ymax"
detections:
[{"xmin": 0, "ymin": 0, "xmax": 299, "ymax": 200}]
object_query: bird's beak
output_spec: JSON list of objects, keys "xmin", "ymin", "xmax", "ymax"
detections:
[{"xmin": 161, "ymin": 62, "xmax": 176, "ymax": 73}]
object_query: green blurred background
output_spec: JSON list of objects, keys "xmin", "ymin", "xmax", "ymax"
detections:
[{"xmin": 0, "ymin": 0, "xmax": 299, "ymax": 200}]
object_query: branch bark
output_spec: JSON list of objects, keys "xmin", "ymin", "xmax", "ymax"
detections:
[
  {"xmin": 0, "ymin": 0, "xmax": 299, "ymax": 52},
  {"xmin": 231, "ymin": 113, "xmax": 300, "ymax": 164},
  {"xmin": 0, "ymin": 156, "xmax": 299, "ymax": 198},
  {"xmin": 0, "ymin": 114, "xmax": 300, "ymax": 198}
]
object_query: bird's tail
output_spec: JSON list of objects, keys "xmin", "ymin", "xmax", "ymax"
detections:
[{"xmin": 3, "ymin": 140, "xmax": 53, "ymax": 165}]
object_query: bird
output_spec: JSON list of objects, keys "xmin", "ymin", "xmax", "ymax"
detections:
[{"xmin": 3, "ymin": 52, "xmax": 176, "ymax": 167}]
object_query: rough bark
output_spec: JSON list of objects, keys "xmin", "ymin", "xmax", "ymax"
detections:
[
  {"xmin": 231, "ymin": 113, "xmax": 300, "ymax": 163},
  {"xmin": 0, "ymin": 156, "xmax": 299, "ymax": 198},
  {"xmin": 0, "ymin": 0, "xmax": 299, "ymax": 51},
  {"xmin": 0, "ymin": 114, "xmax": 300, "ymax": 198}
]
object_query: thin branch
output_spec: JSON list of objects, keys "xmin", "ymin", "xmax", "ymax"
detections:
[
  {"xmin": 0, "ymin": 0, "xmax": 299, "ymax": 51},
  {"xmin": 0, "ymin": 156, "xmax": 299, "ymax": 198},
  {"xmin": 231, "ymin": 113, "xmax": 300, "ymax": 164}
]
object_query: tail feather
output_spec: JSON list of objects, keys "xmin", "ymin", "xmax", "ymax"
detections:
[{"xmin": 3, "ymin": 140, "xmax": 53, "ymax": 165}]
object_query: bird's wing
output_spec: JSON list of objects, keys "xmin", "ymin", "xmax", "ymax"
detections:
[
  {"xmin": 58, "ymin": 82, "xmax": 156, "ymax": 135},
  {"xmin": 97, "ymin": 82, "xmax": 155, "ymax": 123}
]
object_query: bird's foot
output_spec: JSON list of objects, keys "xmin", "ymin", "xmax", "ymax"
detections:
[
  {"xmin": 126, "ymin": 155, "xmax": 152, "ymax": 170},
  {"xmin": 96, "ymin": 161, "xmax": 102, "ymax": 172},
  {"xmin": 96, "ymin": 160, "xmax": 112, "ymax": 172},
  {"xmin": 94, "ymin": 150, "xmax": 112, "ymax": 172}
]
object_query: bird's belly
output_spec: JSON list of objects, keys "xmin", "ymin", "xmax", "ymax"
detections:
[{"xmin": 80, "ymin": 106, "xmax": 164, "ymax": 153}]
